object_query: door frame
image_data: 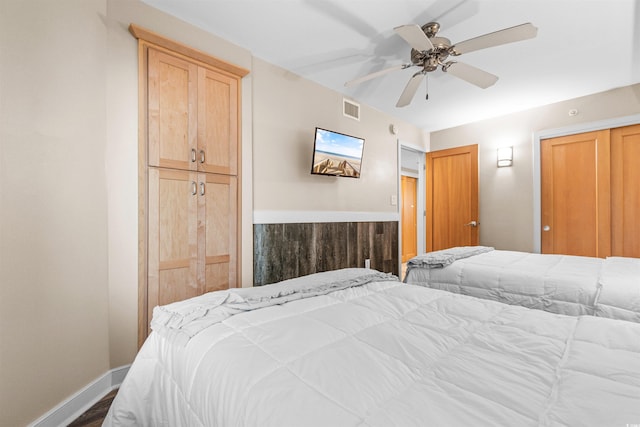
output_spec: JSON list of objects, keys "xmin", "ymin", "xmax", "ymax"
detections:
[
  {"xmin": 532, "ymin": 113, "xmax": 640, "ymax": 253},
  {"xmin": 398, "ymin": 142, "xmax": 426, "ymax": 269}
]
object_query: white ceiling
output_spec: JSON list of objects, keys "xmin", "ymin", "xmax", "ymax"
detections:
[{"xmin": 142, "ymin": 0, "xmax": 640, "ymax": 132}]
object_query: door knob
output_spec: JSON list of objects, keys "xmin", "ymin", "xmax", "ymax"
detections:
[
  {"xmin": 543, "ymin": 225, "xmax": 550, "ymax": 232},
  {"xmin": 465, "ymin": 221, "xmax": 478, "ymax": 227}
]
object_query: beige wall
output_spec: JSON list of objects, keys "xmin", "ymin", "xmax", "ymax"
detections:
[
  {"xmin": 0, "ymin": 1, "xmax": 110, "ymax": 425},
  {"xmin": 430, "ymin": 84, "xmax": 640, "ymax": 252},
  {"xmin": 1, "ymin": 0, "xmax": 427, "ymax": 424},
  {"xmin": 252, "ymin": 59, "xmax": 426, "ymax": 215}
]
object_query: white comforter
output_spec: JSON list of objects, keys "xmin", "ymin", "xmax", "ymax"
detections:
[
  {"xmin": 596, "ymin": 256, "xmax": 640, "ymax": 322},
  {"xmin": 405, "ymin": 250, "xmax": 640, "ymax": 321},
  {"xmin": 106, "ymin": 269, "xmax": 640, "ymax": 427}
]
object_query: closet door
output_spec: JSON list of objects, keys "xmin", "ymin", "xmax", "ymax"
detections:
[
  {"xmin": 541, "ymin": 130, "xmax": 610, "ymax": 257},
  {"xmin": 611, "ymin": 124, "xmax": 640, "ymax": 257},
  {"xmin": 198, "ymin": 67, "xmax": 239, "ymax": 175},
  {"xmin": 147, "ymin": 168, "xmax": 199, "ymax": 326},
  {"xmin": 148, "ymin": 49, "xmax": 198, "ymax": 171},
  {"xmin": 200, "ymin": 173, "xmax": 238, "ymax": 292}
]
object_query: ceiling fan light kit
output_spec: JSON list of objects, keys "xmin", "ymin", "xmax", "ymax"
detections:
[{"xmin": 346, "ymin": 21, "xmax": 538, "ymax": 108}]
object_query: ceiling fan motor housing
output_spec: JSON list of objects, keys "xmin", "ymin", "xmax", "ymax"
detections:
[{"xmin": 410, "ymin": 35, "xmax": 452, "ymax": 71}]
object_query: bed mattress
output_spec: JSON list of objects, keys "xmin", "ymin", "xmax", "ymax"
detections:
[
  {"xmin": 105, "ymin": 268, "xmax": 640, "ymax": 426},
  {"xmin": 405, "ymin": 249, "xmax": 640, "ymax": 321}
]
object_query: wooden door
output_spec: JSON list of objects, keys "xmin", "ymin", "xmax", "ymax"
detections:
[
  {"xmin": 147, "ymin": 48, "xmax": 197, "ymax": 171},
  {"xmin": 147, "ymin": 168, "xmax": 199, "ymax": 327},
  {"xmin": 198, "ymin": 67, "xmax": 239, "ymax": 175},
  {"xmin": 541, "ymin": 130, "xmax": 610, "ymax": 257},
  {"xmin": 200, "ymin": 173, "xmax": 238, "ymax": 293},
  {"xmin": 401, "ymin": 176, "xmax": 418, "ymax": 262},
  {"xmin": 426, "ymin": 145, "xmax": 479, "ymax": 251},
  {"xmin": 611, "ymin": 124, "xmax": 640, "ymax": 257}
]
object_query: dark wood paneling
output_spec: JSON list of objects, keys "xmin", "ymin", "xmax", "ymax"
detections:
[{"xmin": 254, "ymin": 221, "xmax": 399, "ymax": 286}]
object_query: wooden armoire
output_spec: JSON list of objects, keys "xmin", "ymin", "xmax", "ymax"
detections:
[{"xmin": 130, "ymin": 25, "xmax": 249, "ymax": 345}]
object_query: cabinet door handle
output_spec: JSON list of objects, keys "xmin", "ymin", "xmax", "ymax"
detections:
[
  {"xmin": 199, "ymin": 150, "xmax": 205, "ymax": 164},
  {"xmin": 191, "ymin": 181, "xmax": 197, "ymax": 195},
  {"xmin": 200, "ymin": 182, "xmax": 205, "ymax": 196},
  {"xmin": 191, "ymin": 148, "xmax": 197, "ymax": 163}
]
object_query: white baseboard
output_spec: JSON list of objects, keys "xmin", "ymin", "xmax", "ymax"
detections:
[{"xmin": 29, "ymin": 365, "xmax": 130, "ymax": 427}]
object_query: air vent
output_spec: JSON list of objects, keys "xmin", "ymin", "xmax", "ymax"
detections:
[{"xmin": 343, "ymin": 99, "xmax": 360, "ymax": 121}]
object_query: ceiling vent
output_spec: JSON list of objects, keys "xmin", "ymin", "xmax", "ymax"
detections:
[{"xmin": 343, "ymin": 99, "xmax": 360, "ymax": 121}]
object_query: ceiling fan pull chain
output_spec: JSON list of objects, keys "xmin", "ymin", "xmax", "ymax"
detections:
[{"xmin": 425, "ymin": 75, "xmax": 429, "ymax": 100}]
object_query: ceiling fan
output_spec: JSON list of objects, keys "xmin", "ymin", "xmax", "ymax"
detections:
[{"xmin": 345, "ymin": 21, "xmax": 537, "ymax": 107}]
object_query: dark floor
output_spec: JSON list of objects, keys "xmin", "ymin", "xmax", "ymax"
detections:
[{"xmin": 67, "ymin": 389, "xmax": 117, "ymax": 427}]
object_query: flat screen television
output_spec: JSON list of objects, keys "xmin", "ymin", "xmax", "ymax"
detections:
[{"xmin": 310, "ymin": 127, "xmax": 365, "ymax": 178}]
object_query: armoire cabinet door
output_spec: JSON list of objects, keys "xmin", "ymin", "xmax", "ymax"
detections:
[
  {"xmin": 148, "ymin": 168, "xmax": 199, "ymax": 326},
  {"xmin": 148, "ymin": 168, "xmax": 237, "ymax": 324},
  {"xmin": 200, "ymin": 173, "xmax": 238, "ymax": 292},
  {"xmin": 148, "ymin": 49, "xmax": 198, "ymax": 171},
  {"xmin": 197, "ymin": 67, "xmax": 239, "ymax": 175}
]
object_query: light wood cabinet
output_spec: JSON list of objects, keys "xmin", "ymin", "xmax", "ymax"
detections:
[
  {"xmin": 147, "ymin": 169, "xmax": 237, "ymax": 327},
  {"xmin": 131, "ymin": 25, "xmax": 248, "ymax": 345},
  {"xmin": 148, "ymin": 49, "xmax": 239, "ymax": 175}
]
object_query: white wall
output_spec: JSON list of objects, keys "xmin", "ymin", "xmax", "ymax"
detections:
[
  {"xmin": 430, "ymin": 84, "xmax": 640, "ymax": 252},
  {"xmin": 0, "ymin": 1, "xmax": 110, "ymax": 425}
]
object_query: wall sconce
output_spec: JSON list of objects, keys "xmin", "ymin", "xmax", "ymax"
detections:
[{"xmin": 497, "ymin": 146, "xmax": 513, "ymax": 167}]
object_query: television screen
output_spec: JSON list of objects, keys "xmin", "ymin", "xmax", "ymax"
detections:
[{"xmin": 311, "ymin": 127, "xmax": 365, "ymax": 178}]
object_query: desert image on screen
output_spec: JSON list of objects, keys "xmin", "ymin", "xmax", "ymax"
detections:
[{"xmin": 312, "ymin": 129, "xmax": 363, "ymax": 177}]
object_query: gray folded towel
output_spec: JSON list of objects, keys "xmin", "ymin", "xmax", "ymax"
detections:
[{"xmin": 407, "ymin": 246, "xmax": 494, "ymax": 269}]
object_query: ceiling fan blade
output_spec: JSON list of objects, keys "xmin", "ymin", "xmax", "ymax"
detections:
[
  {"xmin": 444, "ymin": 62, "xmax": 498, "ymax": 88},
  {"xmin": 396, "ymin": 71, "xmax": 425, "ymax": 107},
  {"xmin": 394, "ymin": 24, "xmax": 434, "ymax": 52},
  {"xmin": 344, "ymin": 63, "xmax": 412, "ymax": 87},
  {"xmin": 451, "ymin": 23, "xmax": 537, "ymax": 55}
]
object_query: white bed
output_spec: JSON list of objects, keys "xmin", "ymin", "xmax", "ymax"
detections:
[
  {"xmin": 105, "ymin": 268, "xmax": 640, "ymax": 426},
  {"xmin": 404, "ymin": 247, "xmax": 640, "ymax": 322}
]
